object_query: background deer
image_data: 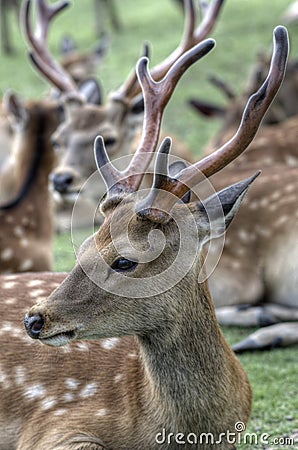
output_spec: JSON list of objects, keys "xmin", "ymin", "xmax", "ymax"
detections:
[
  {"xmin": 23, "ymin": 0, "xmax": 225, "ymax": 230},
  {"xmin": 0, "ymin": 93, "xmax": 61, "ymax": 273},
  {"xmin": 2, "ymin": 24, "xmax": 288, "ymax": 448},
  {"xmin": 59, "ymin": 32, "xmax": 109, "ymax": 85},
  {"xmin": 189, "ymin": 52, "xmax": 298, "ymax": 150}
]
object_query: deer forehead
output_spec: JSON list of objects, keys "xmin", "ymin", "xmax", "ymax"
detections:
[{"xmin": 94, "ymin": 200, "xmax": 181, "ymax": 256}]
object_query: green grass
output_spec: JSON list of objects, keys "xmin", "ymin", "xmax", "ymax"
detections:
[{"xmin": 1, "ymin": 1, "xmax": 297, "ymax": 447}]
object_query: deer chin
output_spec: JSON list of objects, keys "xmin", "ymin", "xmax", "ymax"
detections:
[
  {"xmin": 52, "ymin": 190, "xmax": 80, "ymax": 206},
  {"xmin": 40, "ymin": 329, "xmax": 77, "ymax": 347}
]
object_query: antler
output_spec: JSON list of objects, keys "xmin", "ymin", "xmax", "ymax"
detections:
[
  {"xmin": 95, "ymin": 39, "xmax": 215, "ymax": 205},
  {"xmin": 113, "ymin": 0, "xmax": 224, "ymax": 102},
  {"xmin": 136, "ymin": 26, "xmax": 289, "ymax": 222},
  {"xmin": 22, "ymin": 0, "xmax": 77, "ymax": 93}
]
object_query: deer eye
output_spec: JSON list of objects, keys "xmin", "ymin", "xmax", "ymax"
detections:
[
  {"xmin": 111, "ymin": 257, "xmax": 138, "ymax": 272},
  {"xmin": 51, "ymin": 139, "xmax": 60, "ymax": 152}
]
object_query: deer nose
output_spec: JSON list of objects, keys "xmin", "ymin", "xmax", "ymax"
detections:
[
  {"xmin": 52, "ymin": 172, "xmax": 74, "ymax": 193},
  {"xmin": 24, "ymin": 313, "xmax": 45, "ymax": 339}
]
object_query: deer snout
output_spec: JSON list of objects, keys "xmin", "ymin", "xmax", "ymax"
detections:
[
  {"xmin": 51, "ymin": 172, "xmax": 74, "ymax": 193},
  {"xmin": 24, "ymin": 312, "xmax": 45, "ymax": 339}
]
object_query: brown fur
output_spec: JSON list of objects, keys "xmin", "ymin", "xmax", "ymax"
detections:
[
  {"xmin": 0, "ymin": 98, "xmax": 60, "ymax": 273},
  {"xmin": 0, "ymin": 198, "xmax": 252, "ymax": 449}
]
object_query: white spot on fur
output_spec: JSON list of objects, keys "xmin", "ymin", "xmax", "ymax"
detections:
[
  {"xmin": 285, "ymin": 155, "xmax": 298, "ymax": 166},
  {"xmin": 101, "ymin": 338, "xmax": 119, "ymax": 350},
  {"xmin": 238, "ymin": 229, "xmax": 254, "ymax": 243},
  {"xmin": 274, "ymin": 215, "xmax": 288, "ymax": 228},
  {"xmin": 259, "ymin": 197, "xmax": 269, "ymax": 208},
  {"xmin": 79, "ymin": 383, "xmax": 98, "ymax": 398},
  {"xmin": 282, "ymin": 194, "xmax": 296, "ymax": 205},
  {"xmin": 62, "ymin": 392, "xmax": 75, "ymax": 402},
  {"xmin": 54, "ymin": 409, "xmax": 67, "ymax": 416},
  {"xmin": 4, "ymin": 297, "xmax": 16, "ymax": 305},
  {"xmin": 284, "ymin": 183, "xmax": 296, "ymax": 193},
  {"xmin": 270, "ymin": 191, "xmax": 281, "ymax": 201},
  {"xmin": 3, "ymin": 281, "xmax": 16, "ymax": 289},
  {"xmin": 0, "ymin": 321, "xmax": 14, "ymax": 333},
  {"xmin": 2, "ymin": 274, "xmax": 17, "ymax": 280},
  {"xmin": 255, "ymin": 226, "xmax": 271, "ymax": 238},
  {"xmin": 230, "ymin": 260, "xmax": 241, "ymax": 269},
  {"xmin": 64, "ymin": 378, "xmax": 80, "ymax": 390},
  {"xmin": 20, "ymin": 238, "xmax": 29, "ymax": 248},
  {"xmin": 75, "ymin": 342, "xmax": 89, "ymax": 352},
  {"xmin": 19, "ymin": 259, "xmax": 33, "ymax": 271},
  {"xmin": 235, "ymin": 246, "xmax": 245, "ymax": 256},
  {"xmin": 96, "ymin": 408, "xmax": 107, "ymax": 416},
  {"xmin": 14, "ymin": 226, "xmax": 24, "ymax": 237},
  {"xmin": 248, "ymin": 200, "xmax": 258, "ymax": 210},
  {"xmin": 15, "ymin": 366, "xmax": 26, "ymax": 386},
  {"xmin": 114, "ymin": 374, "xmax": 123, "ymax": 383},
  {"xmin": 26, "ymin": 280, "xmax": 44, "ymax": 288},
  {"xmin": 21, "ymin": 217, "xmax": 30, "ymax": 226},
  {"xmin": 41, "ymin": 396, "xmax": 57, "ymax": 410},
  {"xmin": 268, "ymin": 203, "xmax": 278, "ymax": 212},
  {"xmin": 24, "ymin": 384, "xmax": 46, "ymax": 400},
  {"xmin": 0, "ymin": 363, "xmax": 10, "ymax": 389},
  {"xmin": 0, "ymin": 248, "xmax": 14, "ymax": 261},
  {"xmin": 30, "ymin": 289, "xmax": 46, "ymax": 298},
  {"xmin": 5, "ymin": 215, "xmax": 14, "ymax": 223}
]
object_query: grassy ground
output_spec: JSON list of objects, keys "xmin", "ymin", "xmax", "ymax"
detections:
[{"xmin": 1, "ymin": 0, "xmax": 297, "ymax": 448}]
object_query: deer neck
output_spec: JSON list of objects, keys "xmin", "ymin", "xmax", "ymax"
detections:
[{"xmin": 135, "ymin": 269, "xmax": 234, "ymax": 432}]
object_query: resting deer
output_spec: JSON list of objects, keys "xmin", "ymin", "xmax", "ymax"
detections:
[
  {"xmin": 189, "ymin": 53, "xmax": 298, "ymax": 150},
  {"xmin": 0, "ymin": 24, "xmax": 288, "ymax": 449},
  {"xmin": 59, "ymin": 33, "xmax": 109, "ymax": 85},
  {"xmin": 23, "ymin": 0, "xmax": 225, "ymax": 229},
  {"xmin": 0, "ymin": 93, "xmax": 61, "ymax": 273}
]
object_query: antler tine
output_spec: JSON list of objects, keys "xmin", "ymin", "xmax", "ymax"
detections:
[
  {"xmin": 22, "ymin": 0, "xmax": 77, "ymax": 93},
  {"xmin": 114, "ymin": 0, "xmax": 224, "ymax": 102},
  {"xmin": 137, "ymin": 26, "xmax": 289, "ymax": 223},
  {"xmin": 94, "ymin": 136, "xmax": 121, "ymax": 191}
]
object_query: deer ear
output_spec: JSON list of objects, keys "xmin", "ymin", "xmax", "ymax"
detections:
[
  {"xmin": 195, "ymin": 172, "xmax": 260, "ymax": 245},
  {"xmin": 169, "ymin": 160, "xmax": 191, "ymax": 203},
  {"xmin": 78, "ymin": 78, "xmax": 103, "ymax": 105},
  {"xmin": 130, "ymin": 95, "xmax": 144, "ymax": 115},
  {"xmin": 189, "ymin": 98, "xmax": 226, "ymax": 118},
  {"xmin": 60, "ymin": 35, "xmax": 77, "ymax": 55},
  {"xmin": 4, "ymin": 91, "xmax": 29, "ymax": 129}
]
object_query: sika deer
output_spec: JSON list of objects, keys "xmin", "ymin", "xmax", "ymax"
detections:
[
  {"xmin": 0, "ymin": 93, "xmax": 61, "ymax": 273},
  {"xmin": 0, "ymin": 25, "xmax": 286, "ymax": 449}
]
